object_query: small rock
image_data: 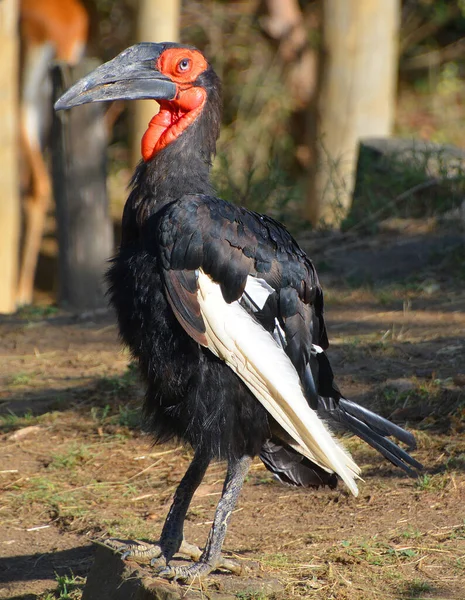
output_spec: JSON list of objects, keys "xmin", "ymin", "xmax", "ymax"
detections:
[
  {"xmin": 82, "ymin": 542, "xmax": 284, "ymax": 600},
  {"xmin": 7, "ymin": 425, "xmax": 42, "ymax": 441}
]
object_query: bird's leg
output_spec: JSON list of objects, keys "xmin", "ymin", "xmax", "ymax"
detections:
[
  {"xmin": 156, "ymin": 450, "xmax": 211, "ymax": 565},
  {"xmin": 157, "ymin": 455, "xmax": 252, "ymax": 582},
  {"xmin": 107, "ymin": 450, "xmax": 210, "ymax": 565}
]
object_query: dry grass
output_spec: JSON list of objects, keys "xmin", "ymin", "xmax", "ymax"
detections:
[{"xmin": 1, "ymin": 241, "xmax": 465, "ymax": 598}]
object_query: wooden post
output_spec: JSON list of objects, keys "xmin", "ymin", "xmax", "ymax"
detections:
[
  {"xmin": 307, "ymin": 0, "xmax": 400, "ymax": 226},
  {"xmin": 51, "ymin": 61, "xmax": 114, "ymax": 311},
  {"xmin": 131, "ymin": 0, "xmax": 181, "ymax": 168},
  {"xmin": 0, "ymin": 0, "xmax": 20, "ymax": 313}
]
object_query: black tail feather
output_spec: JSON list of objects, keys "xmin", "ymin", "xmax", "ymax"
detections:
[
  {"xmin": 339, "ymin": 398, "xmax": 416, "ymax": 450},
  {"xmin": 317, "ymin": 395, "xmax": 423, "ymax": 476},
  {"xmin": 259, "ymin": 440, "xmax": 338, "ymax": 489},
  {"xmin": 338, "ymin": 409, "xmax": 423, "ymax": 475},
  {"xmin": 309, "ymin": 351, "xmax": 422, "ymax": 476}
]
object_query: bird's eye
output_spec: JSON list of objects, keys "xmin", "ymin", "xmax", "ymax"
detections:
[{"xmin": 177, "ymin": 58, "xmax": 191, "ymax": 72}]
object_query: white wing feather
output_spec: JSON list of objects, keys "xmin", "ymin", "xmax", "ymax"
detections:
[{"xmin": 197, "ymin": 270, "xmax": 361, "ymax": 496}]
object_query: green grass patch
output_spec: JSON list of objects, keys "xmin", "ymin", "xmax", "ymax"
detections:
[
  {"xmin": 400, "ymin": 528, "xmax": 423, "ymax": 540},
  {"xmin": 400, "ymin": 578, "xmax": 434, "ymax": 599},
  {"xmin": 40, "ymin": 572, "xmax": 84, "ymax": 599},
  {"xmin": 339, "ymin": 538, "xmax": 421, "ymax": 567},
  {"xmin": 8, "ymin": 372, "xmax": 34, "ymax": 386},
  {"xmin": 48, "ymin": 444, "xmax": 91, "ymax": 470},
  {"xmin": 16, "ymin": 304, "xmax": 59, "ymax": 321},
  {"xmin": 415, "ymin": 473, "xmax": 450, "ymax": 492},
  {"xmin": 0, "ymin": 410, "xmax": 38, "ymax": 433}
]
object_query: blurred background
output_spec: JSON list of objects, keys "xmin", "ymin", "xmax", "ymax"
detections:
[{"xmin": 1, "ymin": 0, "xmax": 465, "ymax": 314}]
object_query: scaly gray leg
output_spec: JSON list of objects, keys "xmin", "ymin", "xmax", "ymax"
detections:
[
  {"xmin": 157, "ymin": 454, "xmax": 252, "ymax": 582},
  {"xmin": 108, "ymin": 450, "xmax": 210, "ymax": 565},
  {"xmin": 157, "ymin": 450, "xmax": 211, "ymax": 564}
]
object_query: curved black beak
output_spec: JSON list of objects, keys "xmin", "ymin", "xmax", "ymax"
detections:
[{"xmin": 54, "ymin": 43, "xmax": 177, "ymax": 111}]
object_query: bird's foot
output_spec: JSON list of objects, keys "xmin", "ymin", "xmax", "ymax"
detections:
[
  {"xmin": 156, "ymin": 561, "xmax": 213, "ymax": 583},
  {"xmin": 104, "ymin": 538, "xmax": 240, "ymax": 579},
  {"xmin": 103, "ymin": 538, "xmax": 210, "ymax": 567},
  {"xmin": 156, "ymin": 554, "xmax": 241, "ymax": 582},
  {"xmin": 104, "ymin": 538, "xmax": 163, "ymax": 562}
]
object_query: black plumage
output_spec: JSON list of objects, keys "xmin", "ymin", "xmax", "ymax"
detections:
[{"xmin": 55, "ymin": 42, "xmax": 422, "ymax": 581}]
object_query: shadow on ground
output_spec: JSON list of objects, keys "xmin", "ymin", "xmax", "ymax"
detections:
[{"xmin": 0, "ymin": 546, "xmax": 93, "ymax": 587}]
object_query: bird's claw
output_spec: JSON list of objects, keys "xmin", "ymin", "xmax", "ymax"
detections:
[{"xmin": 150, "ymin": 556, "xmax": 167, "ymax": 568}]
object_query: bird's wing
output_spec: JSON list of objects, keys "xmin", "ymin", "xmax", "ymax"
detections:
[
  {"xmin": 156, "ymin": 194, "xmax": 421, "ymax": 490},
  {"xmin": 157, "ymin": 194, "xmax": 327, "ymax": 349},
  {"xmin": 156, "ymin": 194, "xmax": 361, "ymax": 493}
]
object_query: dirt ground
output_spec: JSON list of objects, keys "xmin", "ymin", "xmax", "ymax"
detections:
[{"xmin": 1, "ymin": 224, "xmax": 464, "ymax": 600}]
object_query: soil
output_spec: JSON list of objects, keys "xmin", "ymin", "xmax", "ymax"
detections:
[{"xmin": 1, "ymin": 223, "xmax": 464, "ymax": 600}]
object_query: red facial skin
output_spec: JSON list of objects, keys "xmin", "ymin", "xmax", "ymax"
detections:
[{"xmin": 141, "ymin": 48, "xmax": 208, "ymax": 162}]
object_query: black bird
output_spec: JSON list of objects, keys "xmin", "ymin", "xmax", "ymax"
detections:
[{"xmin": 55, "ymin": 43, "xmax": 422, "ymax": 581}]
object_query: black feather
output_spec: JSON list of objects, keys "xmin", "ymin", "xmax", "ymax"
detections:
[
  {"xmin": 306, "ymin": 352, "xmax": 422, "ymax": 475},
  {"xmin": 260, "ymin": 440, "xmax": 338, "ymax": 489},
  {"xmin": 105, "ymin": 44, "xmax": 422, "ymax": 481},
  {"xmin": 339, "ymin": 398, "xmax": 416, "ymax": 449},
  {"xmin": 336, "ymin": 411, "xmax": 423, "ymax": 475}
]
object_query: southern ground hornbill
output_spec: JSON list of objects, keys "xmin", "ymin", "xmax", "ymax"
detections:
[{"xmin": 55, "ymin": 43, "xmax": 422, "ymax": 581}]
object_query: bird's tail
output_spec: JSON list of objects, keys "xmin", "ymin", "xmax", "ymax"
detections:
[
  {"xmin": 307, "ymin": 350, "xmax": 423, "ymax": 476},
  {"xmin": 317, "ymin": 395, "xmax": 423, "ymax": 476}
]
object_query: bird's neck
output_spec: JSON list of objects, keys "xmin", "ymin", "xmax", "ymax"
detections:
[{"xmin": 122, "ymin": 102, "xmax": 219, "ymax": 241}]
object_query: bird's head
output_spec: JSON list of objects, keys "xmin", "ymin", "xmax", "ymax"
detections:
[{"xmin": 55, "ymin": 42, "xmax": 221, "ymax": 162}]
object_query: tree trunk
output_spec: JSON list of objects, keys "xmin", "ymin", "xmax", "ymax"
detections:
[
  {"xmin": 0, "ymin": 0, "xmax": 20, "ymax": 313},
  {"xmin": 131, "ymin": 0, "xmax": 181, "ymax": 168},
  {"xmin": 51, "ymin": 61, "xmax": 114, "ymax": 311},
  {"xmin": 307, "ymin": 0, "xmax": 400, "ymax": 226},
  {"xmin": 262, "ymin": 0, "xmax": 318, "ymax": 108}
]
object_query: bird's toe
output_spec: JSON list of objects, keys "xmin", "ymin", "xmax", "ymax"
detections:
[
  {"xmin": 104, "ymin": 538, "xmax": 163, "ymax": 562},
  {"xmin": 155, "ymin": 554, "xmax": 241, "ymax": 582},
  {"xmin": 156, "ymin": 561, "xmax": 214, "ymax": 583},
  {"xmin": 150, "ymin": 555, "xmax": 167, "ymax": 568}
]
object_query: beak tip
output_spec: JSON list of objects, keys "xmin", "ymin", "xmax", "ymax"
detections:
[{"xmin": 54, "ymin": 95, "xmax": 77, "ymax": 111}]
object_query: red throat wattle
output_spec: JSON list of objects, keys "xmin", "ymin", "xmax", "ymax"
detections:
[{"xmin": 141, "ymin": 86, "xmax": 207, "ymax": 162}]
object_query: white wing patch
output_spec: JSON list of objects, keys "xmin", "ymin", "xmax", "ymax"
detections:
[
  {"xmin": 273, "ymin": 318, "xmax": 286, "ymax": 348},
  {"xmin": 197, "ymin": 270, "xmax": 361, "ymax": 496},
  {"xmin": 243, "ymin": 276, "xmax": 275, "ymax": 310},
  {"xmin": 311, "ymin": 344, "xmax": 324, "ymax": 354},
  {"xmin": 242, "ymin": 277, "xmax": 286, "ymax": 349}
]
